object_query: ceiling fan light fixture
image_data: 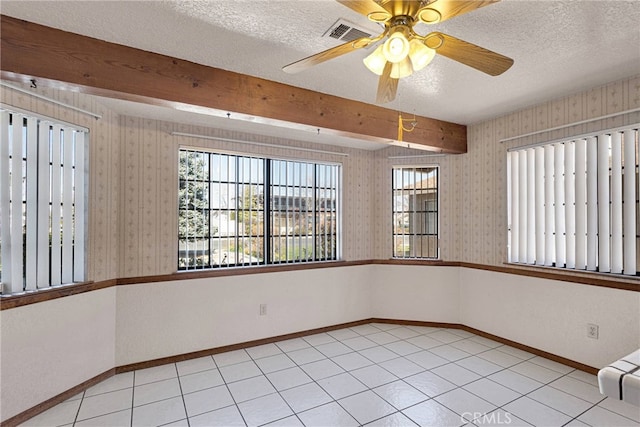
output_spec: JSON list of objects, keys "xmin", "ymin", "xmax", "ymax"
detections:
[
  {"xmin": 408, "ymin": 39, "xmax": 436, "ymax": 71},
  {"xmin": 382, "ymin": 31, "xmax": 410, "ymax": 63},
  {"xmin": 390, "ymin": 57, "xmax": 414, "ymax": 79},
  {"xmin": 363, "ymin": 45, "xmax": 386, "ymax": 75}
]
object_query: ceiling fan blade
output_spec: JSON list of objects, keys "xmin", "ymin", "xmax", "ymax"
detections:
[
  {"xmin": 283, "ymin": 37, "xmax": 374, "ymax": 74},
  {"xmin": 335, "ymin": 0, "xmax": 392, "ymax": 20},
  {"xmin": 425, "ymin": 32, "xmax": 513, "ymax": 76},
  {"xmin": 417, "ymin": 0, "xmax": 499, "ymax": 24},
  {"xmin": 376, "ymin": 61, "xmax": 399, "ymax": 104}
]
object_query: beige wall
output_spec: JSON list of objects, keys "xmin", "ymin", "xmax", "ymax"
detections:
[
  {"xmin": 369, "ymin": 265, "xmax": 460, "ymax": 322},
  {"xmin": 458, "ymin": 267, "xmax": 640, "ymax": 369},
  {"xmin": 0, "ymin": 288, "xmax": 117, "ymax": 423},
  {"xmin": 116, "ymin": 266, "xmax": 373, "ymax": 366}
]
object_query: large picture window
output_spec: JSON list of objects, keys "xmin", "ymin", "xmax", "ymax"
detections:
[
  {"xmin": 0, "ymin": 109, "xmax": 88, "ymax": 295},
  {"xmin": 178, "ymin": 149, "xmax": 340, "ymax": 270},
  {"xmin": 507, "ymin": 126, "xmax": 639, "ymax": 275},
  {"xmin": 392, "ymin": 166, "xmax": 439, "ymax": 259}
]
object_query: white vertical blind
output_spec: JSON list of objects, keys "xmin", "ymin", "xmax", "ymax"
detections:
[
  {"xmin": 510, "ymin": 151, "xmax": 520, "ymax": 262},
  {"xmin": 507, "ymin": 152, "xmax": 512, "ymax": 263},
  {"xmin": 544, "ymin": 145, "xmax": 555, "ymax": 266},
  {"xmin": 74, "ymin": 131, "xmax": 86, "ymax": 281},
  {"xmin": 623, "ymin": 130, "xmax": 637, "ymax": 275},
  {"xmin": 574, "ymin": 139, "xmax": 587, "ymax": 270},
  {"xmin": 526, "ymin": 149, "xmax": 536, "ymax": 263},
  {"xmin": 0, "ymin": 111, "xmax": 11, "ymax": 292},
  {"xmin": 534, "ymin": 146, "xmax": 545, "ymax": 265},
  {"xmin": 37, "ymin": 122, "xmax": 51, "ymax": 288},
  {"xmin": 62, "ymin": 128, "xmax": 74, "ymax": 283},
  {"xmin": 518, "ymin": 150, "xmax": 528, "ymax": 261},
  {"xmin": 0, "ymin": 110, "xmax": 88, "ymax": 295},
  {"xmin": 597, "ymin": 134, "xmax": 611, "ymax": 273},
  {"xmin": 25, "ymin": 116, "xmax": 38, "ymax": 290},
  {"xmin": 564, "ymin": 141, "xmax": 576, "ymax": 269},
  {"xmin": 50, "ymin": 124, "xmax": 63, "ymax": 286},
  {"xmin": 554, "ymin": 143, "xmax": 566, "ymax": 267},
  {"xmin": 507, "ymin": 125, "xmax": 638, "ymax": 276},
  {"xmin": 610, "ymin": 132, "xmax": 623, "ymax": 274},
  {"xmin": 10, "ymin": 114, "xmax": 24, "ymax": 293},
  {"xmin": 586, "ymin": 137, "xmax": 598, "ymax": 271}
]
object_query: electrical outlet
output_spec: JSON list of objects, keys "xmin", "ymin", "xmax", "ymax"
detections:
[
  {"xmin": 259, "ymin": 304, "xmax": 267, "ymax": 316},
  {"xmin": 587, "ymin": 323, "xmax": 599, "ymax": 339}
]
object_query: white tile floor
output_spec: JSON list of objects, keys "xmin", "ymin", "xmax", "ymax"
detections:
[{"xmin": 21, "ymin": 323, "xmax": 640, "ymax": 427}]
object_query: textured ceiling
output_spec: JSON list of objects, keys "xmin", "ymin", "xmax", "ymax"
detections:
[{"xmin": 2, "ymin": 0, "xmax": 639, "ymax": 137}]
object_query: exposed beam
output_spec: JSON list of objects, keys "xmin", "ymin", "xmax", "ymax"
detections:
[{"xmin": 0, "ymin": 15, "xmax": 466, "ymax": 153}]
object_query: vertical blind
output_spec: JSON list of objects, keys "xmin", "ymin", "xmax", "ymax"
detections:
[
  {"xmin": 507, "ymin": 126, "xmax": 639, "ymax": 275},
  {"xmin": 0, "ymin": 109, "xmax": 87, "ymax": 294}
]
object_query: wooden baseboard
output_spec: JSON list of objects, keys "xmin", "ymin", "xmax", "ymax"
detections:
[
  {"xmin": 460, "ymin": 325, "xmax": 599, "ymax": 375},
  {"xmin": 3, "ymin": 318, "xmax": 600, "ymax": 426},
  {"xmin": 115, "ymin": 319, "xmax": 374, "ymax": 373},
  {"xmin": 371, "ymin": 318, "xmax": 599, "ymax": 375},
  {"xmin": 0, "ymin": 368, "xmax": 115, "ymax": 427}
]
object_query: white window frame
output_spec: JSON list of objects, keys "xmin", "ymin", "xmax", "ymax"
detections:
[
  {"xmin": 391, "ymin": 165, "xmax": 440, "ymax": 259},
  {"xmin": 178, "ymin": 147, "xmax": 342, "ymax": 270}
]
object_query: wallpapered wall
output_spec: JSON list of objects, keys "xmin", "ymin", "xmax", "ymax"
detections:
[
  {"xmin": 372, "ymin": 75, "xmax": 640, "ymax": 265},
  {"xmin": 118, "ymin": 116, "xmax": 467, "ymax": 273},
  {"xmin": 117, "ymin": 117, "xmax": 378, "ymax": 277},
  {"xmin": 460, "ymin": 75, "xmax": 640, "ymax": 266},
  {"xmin": 2, "ymin": 74, "xmax": 639, "ymax": 279},
  {"xmin": 1, "ymin": 86, "xmax": 120, "ymax": 283},
  {"xmin": 371, "ymin": 146, "xmax": 463, "ymax": 261}
]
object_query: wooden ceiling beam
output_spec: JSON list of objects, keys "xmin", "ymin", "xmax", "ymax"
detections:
[{"xmin": 0, "ymin": 15, "xmax": 466, "ymax": 153}]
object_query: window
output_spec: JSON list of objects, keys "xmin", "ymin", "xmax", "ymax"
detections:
[
  {"xmin": 507, "ymin": 126, "xmax": 639, "ymax": 275},
  {"xmin": 178, "ymin": 149, "xmax": 340, "ymax": 269},
  {"xmin": 0, "ymin": 109, "xmax": 88, "ymax": 295},
  {"xmin": 392, "ymin": 166, "xmax": 439, "ymax": 259}
]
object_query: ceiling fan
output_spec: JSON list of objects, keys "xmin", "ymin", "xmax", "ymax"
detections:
[{"xmin": 283, "ymin": 0, "xmax": 514, "ymax": 104}]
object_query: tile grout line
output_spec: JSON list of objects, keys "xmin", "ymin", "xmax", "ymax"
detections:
[
  {"xmin": 256, "ymin": 341, "xmax": 312, "ymax": 426},
  {"xmin": 129, "ymin": 371, "xmax": 135, "ymax": 427},
  {"xmin": 213, "ymin": 354, "xmax": 250, "ymax": 426},
  {"xmin": 174, "ymin": 362, "xmax": 191, "ymax": 427},
  {"xmin": 71, "ymin": 390, "xmax": 85, "ymax": 427}
]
